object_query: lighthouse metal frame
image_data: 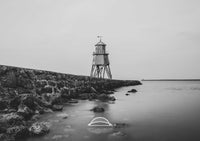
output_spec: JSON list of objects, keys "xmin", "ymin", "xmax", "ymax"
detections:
[{"xmin": 90, "ymin": 37, "xmax": 112, "ymax": 79}]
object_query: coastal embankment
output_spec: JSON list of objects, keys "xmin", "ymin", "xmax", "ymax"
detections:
[{"xmin": 0, "ymin": 65, "xmax": 141, "ymax": 141}]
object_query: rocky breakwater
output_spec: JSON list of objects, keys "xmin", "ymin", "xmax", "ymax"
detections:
[{"xmin": 0, "ymin": 65, "xmax": 141, "ymax": 140}]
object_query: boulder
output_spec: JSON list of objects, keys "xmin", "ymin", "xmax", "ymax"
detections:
[
  {"xmin": 128, "ymin": 89, "xmax": 137, "ymax": 93},
  {"xmin": 29, "ymin": 122, "xmax": 50, "ymax": 136},
  {"xmin": 40, "ymin": 86, "xmax": 52, "ymax": 94},
  {"xmin": 35, "ymin": 80, "xmax": 47, "ymax": 88},
  {"xmin": 90, "ymin": 106, "xmax": 105, "ymax": 113},
  {"xmin": 125, "ymin": 93, "xmax": 130, "ymax": 96},
  {"xmin": 17, "ymin": 104, "xmax": 34, "ymax": 119},
  {"xmin": 97, "ymin": 94, "xmax": 116, "ymax": 101},
  {"xmin": 0, "ymin": 133, "xmax": 12, "ymax": 141},
  {"xmin": 52, "ymin": 105, "xmax": 63, "ymax": 111},
  {"xmin": 68, "ymin": 99, "xmax": 78, "ymax": 104},
  {"xmin": 7, "ymin": 125, "xmax": 29, "ymax": 139},
  {"xmin": 17, "ymin": 75, "xmax": 33, "ymax": 89},
  {"xmin": 56, "ymin": 113, "xmax": 68, "ymax": 119},
  {"xmin": 1, "ymin": 71, "xmax": 17, "ymax": 88},
  {"xmin": 1, "ymin": 113, "xmax": 24, "ymax": 126},
  {"xmin": 9, "ymin": 96, "xmax": 21, "ymax": 110},
  {"xmin": 0, "ymin": 100, "xmax": 8, "ymax": 110}
]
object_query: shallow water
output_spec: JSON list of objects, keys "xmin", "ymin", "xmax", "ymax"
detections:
[{"xmin": 26, "ymin": 81, "xmax": 200, "ymax": 141}]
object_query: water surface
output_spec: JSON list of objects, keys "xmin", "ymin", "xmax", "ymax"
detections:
[{"xmin": 27, "ymin": 81, "xmax": 200, "ymax": 141}]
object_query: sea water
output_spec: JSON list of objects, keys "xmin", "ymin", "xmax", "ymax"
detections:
[{"xmin": 26, "ymin": 81, "xmax": 200, "ymax": 141}]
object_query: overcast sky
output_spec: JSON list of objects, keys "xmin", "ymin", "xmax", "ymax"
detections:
[{"xmin": 0, "ymin": 0, "xmax": 200, "ymax": 80}]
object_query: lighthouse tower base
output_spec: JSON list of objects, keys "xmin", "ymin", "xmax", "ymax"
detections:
[{"xmin": 90, "ymin": 65, "xmax": 112, "ymax": 79}]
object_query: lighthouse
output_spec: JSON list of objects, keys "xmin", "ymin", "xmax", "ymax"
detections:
[{"xmin": 90, "ymin": 36, "xmax": 112, "ymax": 79}]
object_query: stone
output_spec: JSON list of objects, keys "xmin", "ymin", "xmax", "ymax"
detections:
[
  {"xmin": 97, "ymin": 94, "xmax": 116, "ymax": 101},
  {"xmin": 56, "ymin": 113, "xmax": 68, "ymax": 119},
  {"xmin": 17, "ymin": 75, "xmax": 34, "ymax": 89},
  {"xmin": 128, "ymin": 89, "xmax": 137, "ymax": 93},
  {"xmin": 7, "ymin": 125, "xmax": 29, "ymax": 139},
  {"xmin": 68, "ymin": 99, "xmax": 78, "ymax": 104},
  {"xmin": 0, "ymin": 133, "xmax": 12, "ymax": 141},
  {"xmin": 0, "ymin": 100, "xmax": 8, "ymax": 110},
  {"xmin": 17, "ymin": 104, "xmax": 34, "ymax": 119},
  {"xmin": 125, "ymin": 93, "xmax": 130, "ymax": 96},
  {"xmin": 52, "ymin": 105, "xmax": 63, "ymax": 111},
  {"xmin": 113, "ymin": 123, "xmax": 129, "ymax": 128},
  {"xmin": 1, "ymin": 113, "xmax": 24, "ymax": 126},
  {"xmin": 1, "ymin": 71, "xmax": 17, "ymax": 88},
  {"xmin": 30, "ymin": 114, "xmax": 40, "ymax": 122},
  {"xmin": 91, "ymin": 106, "xmax": 105, "ymax": 113},
  {"xmin": 40, "ymin": 86, "xmax": 52, "ymax": 94},
  {"xmin": 48, "ymin": 81, "xmax": 56, "ymax": 87},
  {"xmin": 35, "ymin": 80, "xmax": 47, "ymax": 88},
  {"xmin": 110, "ymin": 131, "xmax": 127, "ymax": 137},
  {"xmin": 9, "ymin": 96, "xmax": 21, "ymax": 110},
  {"xmin": 29, "ymin": 122, "xmax": 50, "ymax": 136},
  {"xmin": 52, "ymin": 135, "xmax": 63, "ymax": 140}
]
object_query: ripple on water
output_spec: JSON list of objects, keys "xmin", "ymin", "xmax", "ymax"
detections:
[{"xmin": 87, "ymin": 127, "xmax": 113, "ymax": 134}]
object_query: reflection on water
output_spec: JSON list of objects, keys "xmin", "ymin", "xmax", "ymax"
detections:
[{"xmin": 26, "ymin": 81, "xmax": 200, "ymax": 141}]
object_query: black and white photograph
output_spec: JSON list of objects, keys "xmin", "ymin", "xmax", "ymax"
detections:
[{"xmin": 0, "ymin": 0, "xmax": 200, "ymax": 141}]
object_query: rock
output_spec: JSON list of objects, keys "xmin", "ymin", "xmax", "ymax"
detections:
[
  {"xmin": 109, "ymin": 96, "xmax": 116, "ymax": 101},
  {"xmin": 1, "ymin": 113, "xmax": 24, "ymax": 126},
  {"xmin": 30, "ymin": 114, "xmax": 40, "ymax": 122},
  {"xmin": 40, "ymin": 86, "xmax": 52, "ymax": 94},
  {"xmin": 128, "ymin": 89, "xmax": 137, "ymax": 93},
  {"xmin": 110, "ymin": 131, "xmax": 127, "ymax": 137},
  {"xmin": 68, "ymin": 99, "xmax": 78, "ymax": 104},
  {"xmin": 0, "ymin": 100, "xmax": 8, "ymax": 110},
  {"xmin": 90, "ymin": 87, "xmax": 97, "ymax": 93},
  {"xmin": 1, "ymin": 71, "xmax": 17, "ymax": 88},
  {"xmin": 125, "ymin": 93, "xmax": 130, "ymax": 96},
  {"xmin": 17, "ymin": 104, "xmax": 34, "ymax": 119},
  {"xmin": 17, "ymin": 75, "xmax": 33, "ymax": 89},
  {"xmin": 113, "ymin": 123, "xmax": 129, "ymax": 128},
  {"xmin": 43, "ymin": 108, "xmax": 53, "ymax": 113},
  {"xmin": 35, "ymin": 80, "xmax": 47, "ymax": 88},
  {"xmin": 9, "ymin": 96, "xmax": 21, "ymax": 110},
  {"xmin": 52, "ymin": 135, "xmax": 63, "ymax": 140},
  {"xmin": 48, "ymin": 81, "xmax": 56, "ymax": 87},
  {"xmin": 29, "ymin": 122, "xmax": 50, "ymax": 136},
  {"xmin": 56, "ymin": 113, "xmax": 68, "ymax": 119},
  {"xmin": 52, "ymin": 105, "xmax": 63, "ymax": 111},
  {"xmin": 91, "ymin": 106, "xmax": 105, "ymax": 113},
  {"xmin": 0, "ymin": 133, "xmax": 12, "ymax": 141},
  {"xmin": 7, "ymin": 125, "xmax": 29, "ymax": 139},
  {"xmin": 97, "ymin": 94, "xmax": 116, "ymax": 101}
]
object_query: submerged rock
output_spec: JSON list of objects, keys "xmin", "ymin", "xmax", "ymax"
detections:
[
  {"xmin": 109, "ymin": 131, "xmax": 127, "ymax": 137},
  {"xmin": 90, "ymin": 106, "xmax": 105, "ymax": 113},
  {"xmin": 29, "ymin": 122, "xmax": 50, "ymax": 136},
  {"xmin": 52, "ymin": 135, "xmax": 63, "ymax": 140},
  {"xmin": 113, "ymin": 123, "xmax": 129, "ymax": 128},
  {"xmin": 128, "ymin": 89, "xmax": 137, "ymax": 93},
  {"xmin": 56, "ymin": 113, "xmax": 68, "ymax": 119},
  {"xmin": 52, "ymin": 105, "xmax": 63, "ymax": 111}
]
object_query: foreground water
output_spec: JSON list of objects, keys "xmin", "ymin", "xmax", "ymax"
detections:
[{"xmin": 26, "ymin": 81, "xmax": 200, "ymax": 141}]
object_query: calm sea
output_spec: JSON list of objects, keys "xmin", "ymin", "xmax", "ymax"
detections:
[{"xmin": 26, "ymin": 81, "xmax": 200, "ymax": 141}]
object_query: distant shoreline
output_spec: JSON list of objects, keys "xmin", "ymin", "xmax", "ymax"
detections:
[{"xmin": 142, "ymin": 79, "xmax": 200, "ymax": 81}]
